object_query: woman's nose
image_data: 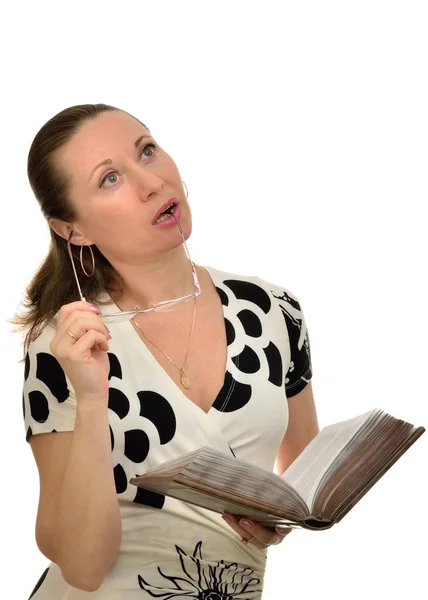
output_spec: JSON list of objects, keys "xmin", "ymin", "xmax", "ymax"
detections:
[{"xmin": 132, "ymin": 167, "xmax": 164, "ymax": 200}]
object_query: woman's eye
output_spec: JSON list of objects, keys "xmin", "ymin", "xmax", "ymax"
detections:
[
  {"xmin": 140, "ymin": 142, "xmax": 156, "ymax": 158},
  {"xmin": 100, "ymin": 143, "xmax": 157, "ymax": 187},
  {"xmin": 101, "ymin": 173, "xmax": 119, "ymax": 187}
]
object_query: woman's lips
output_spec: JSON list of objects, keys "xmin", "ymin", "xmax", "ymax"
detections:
[
  {"xmin": 152, "ymin": 198, "xmax": 179, "ymax": 223},
  {"xmin": 152, "ymin": 202, "xmax": 182, "ymax": 228}
]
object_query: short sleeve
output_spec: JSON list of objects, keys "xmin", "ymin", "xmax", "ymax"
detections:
[
  {"xmin": 267, "ymin": 282, "xmax": 313, "ymax": 398},
  {"xmin": 22, "ymin": 324, "xmax": 77, "ymax": 443}
]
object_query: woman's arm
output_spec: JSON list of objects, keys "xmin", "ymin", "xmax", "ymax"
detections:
[
  {"xmin": 276, "ymin": 380, "xmax": 320, "ymax": 476},
  {"xmin": 31, "ymin": 402, "xmax": 122, "ymax": 592}
]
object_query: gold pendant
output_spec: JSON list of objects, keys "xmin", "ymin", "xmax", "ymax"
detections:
[{"xmin": 180, "ymin": 369, "xmax": 190, "ymax": 389}]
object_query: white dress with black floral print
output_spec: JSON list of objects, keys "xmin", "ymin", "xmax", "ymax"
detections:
[{"xmin": 23, "ymin": 266, "xmax": 313, "ymax": 599}]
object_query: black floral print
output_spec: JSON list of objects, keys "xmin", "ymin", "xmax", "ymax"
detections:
[{"xmin": 137, "ymin": 541, "xmax": 262, "ymax": 599}]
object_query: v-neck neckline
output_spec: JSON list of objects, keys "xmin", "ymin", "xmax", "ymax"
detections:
[{"xmin": 103, "ymin": 265, "xmax": 231, "ymax": 417}]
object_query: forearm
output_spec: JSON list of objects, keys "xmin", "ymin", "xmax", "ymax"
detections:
[{"xmin": 38, "ymin": 402, "xmax": 122, "ymax": 590}]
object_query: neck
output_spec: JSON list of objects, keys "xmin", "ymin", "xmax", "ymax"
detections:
[{"xmin": 110, "ymin": 245, "xmax": 196, "ymax": 311}]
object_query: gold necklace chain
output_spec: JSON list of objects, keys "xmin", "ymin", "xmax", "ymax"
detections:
[{"xmin": 131, "ymin": 298, "xmax": 197, "ymax": 390}]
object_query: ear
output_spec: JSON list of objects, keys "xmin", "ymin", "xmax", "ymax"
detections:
[{"xmin": 49, "ymin": 218, "xmax": 93, "ymax": 246}]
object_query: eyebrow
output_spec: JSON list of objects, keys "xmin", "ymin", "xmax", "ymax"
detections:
[{"xmin": 88, "ymin": 134, "xmax": 151, "ymax": 182}]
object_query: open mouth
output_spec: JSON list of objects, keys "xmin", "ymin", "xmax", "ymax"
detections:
[{"xmin": 154, "ymin": 202, "xmax": 178, "ymax": 224}]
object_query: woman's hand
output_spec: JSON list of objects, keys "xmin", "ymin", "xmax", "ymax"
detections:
[
  {"xmin": 222, "ymin": 513, "xmax": 292, "ymax": 549},
  {"xmin": 50, "ymin": 301, "xmax": 111, "ymax": 405}
]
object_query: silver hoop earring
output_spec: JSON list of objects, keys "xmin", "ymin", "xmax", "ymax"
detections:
[{"xmin": 182, "ymin": 181, "xmax": 188, "ymax": 198}]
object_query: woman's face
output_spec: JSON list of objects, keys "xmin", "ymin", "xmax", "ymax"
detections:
[{"xmin": 54, "ymin": 110, "xmax": 191, "ymax": 264}]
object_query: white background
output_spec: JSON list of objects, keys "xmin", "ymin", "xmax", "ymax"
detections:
[{"xmin": 1, "ymin": 1, "xmax": 427, "ymax": 598}]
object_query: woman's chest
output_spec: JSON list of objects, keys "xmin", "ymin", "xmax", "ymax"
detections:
[
  {"xmin": 106, "ymin": 288, "xmax": 290, "ymax": 505},
  {"xmin": 132, "ymin": 297, "xmax": 228, "ymax": 414}
]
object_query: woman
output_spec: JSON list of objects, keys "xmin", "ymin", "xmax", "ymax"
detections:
[{"xmin": 17, "ymin": 104, "xmax": 319, "ymax": 599}]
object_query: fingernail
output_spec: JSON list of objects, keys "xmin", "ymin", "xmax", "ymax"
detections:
[
  {"xmin": 240, "ymin": 520, "xmax": 252, "ymax": 529},
  {"xmin": 89, "ymin": 304, "xmax": 100, "ymax": 314},
  {"xmin": 276, "ymin": 526, "xmax": 292, "ymax": 535},
  {"xmin": 105, "ymin": 326, "xmax": 111, "ymax": 334}
]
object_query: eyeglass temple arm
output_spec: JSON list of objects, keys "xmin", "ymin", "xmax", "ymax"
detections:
[
  {"xmin": 189, "ymin": 259, "xmax": 200, "ymax": 293},
  {"xmin": 67, "ymin": 232, "xmax": 87, "ymax": 303},
  {"xmin": 172, "ymin": 214, "xmax": 201, "ymax": 294}
]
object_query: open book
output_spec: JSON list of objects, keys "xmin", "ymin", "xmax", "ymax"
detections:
[{"xmin": 130, "ymin": 409, "xmax": 425, "ymax": 530}]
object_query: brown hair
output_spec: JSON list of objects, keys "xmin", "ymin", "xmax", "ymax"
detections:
[{"xmin": 11, "ymin": 103, "xmax": 150, "ymax": 357}]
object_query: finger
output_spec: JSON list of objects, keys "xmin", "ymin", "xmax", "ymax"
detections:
[
  {"xmin": 57, "ymin": 313, "xmax": 111, "ymax": 348},
  {"xmin": 222, "ymin": 515, "xmax": 276, "ymax": 549},
  {"xmin": 53, "ymin": 326, "xmax": 110, "ymax": 359},
  {"xmin": 91, "ymin": 339, "xmax": 110, "ymax": 354},
  {"xmin": 96, "ymin": 340, "xmax": 110, "ymax": 353},
  {"xmin": 68, "ymin": 329, "xmax": 110, "ymax": 358},
  {"xmin": 51, "ymin": 303, "xmax": 105, "ymax": 354},
  {"xmin": 57, "ymin": 301, "xmax": 101, "ymax": 323},
  {"xmin": 222, "ymin": 514, "xmax": 258, "ymax": 544},
  {"xmin": 237, "ymin": 517, "xmax": 284, "ymax": 547}
]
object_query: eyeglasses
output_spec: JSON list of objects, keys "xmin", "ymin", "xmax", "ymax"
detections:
[{"xmin": 67, "ymin": 214, "xmax": 201, "ymax": 324}]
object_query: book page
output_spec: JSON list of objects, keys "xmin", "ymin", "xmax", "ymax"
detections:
[
  {"xmin": 183, "ymin": 448, "xmax": 309, "ymax": 519},
  {"xmin": 130, "ymin": 477, "xmax": 303, "ymax": 527},
  {"xmin": 281, "ymin": 410, "xmax": 376, "ymax": 510},
  {"xmin": 131, "ymin": 446, "xmax": 309, "ymax": 521}
]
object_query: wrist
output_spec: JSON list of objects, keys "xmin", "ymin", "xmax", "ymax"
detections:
[{"xmin": 75, "ymin": 397, "xmax": 109, "ymax": 413}]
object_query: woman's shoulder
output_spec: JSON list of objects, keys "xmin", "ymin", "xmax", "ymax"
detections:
[
  {"xmin": 27, "ymin": 320, "xmax": 57, "ymax": 355},
  {"xmin": 203, "ymin": 265, "xmax": 304, "ymax": 312}
]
